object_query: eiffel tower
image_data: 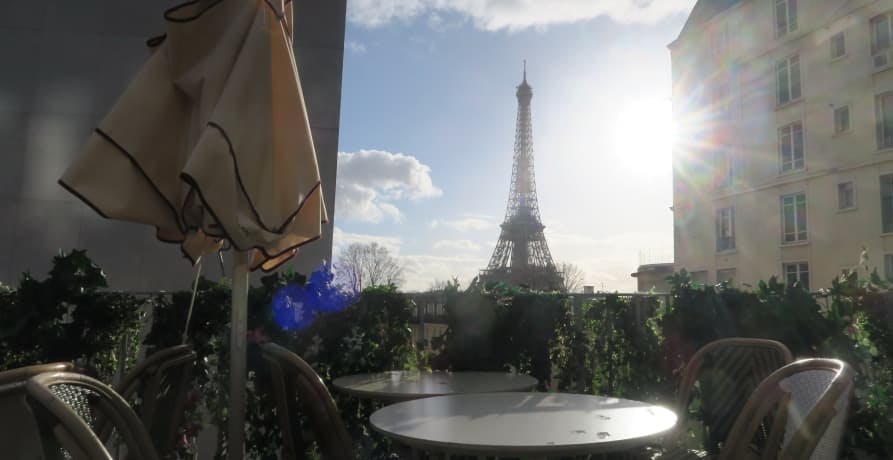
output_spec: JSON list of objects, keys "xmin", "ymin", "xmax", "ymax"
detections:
[{"xmin": 480, "ymin": 64, "xmax": 561, "ymax": 290}]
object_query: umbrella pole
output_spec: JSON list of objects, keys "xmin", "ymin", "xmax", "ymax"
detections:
[{"xmin": 227, "ymin": 250, "xmax": 251, "ymax": 460}]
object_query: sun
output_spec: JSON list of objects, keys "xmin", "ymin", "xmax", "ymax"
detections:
[{"xmin": 612, "ymin": 98, "xmax": 674, "ymax": 176}]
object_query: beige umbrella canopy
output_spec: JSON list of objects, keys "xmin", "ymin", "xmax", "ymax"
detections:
[
  {"xmin": 60, "ymin": 0, "xmax": 326, "ymax": 271},
  {"xmin": 59, "ymin": 0, "xmax": 326, "ymax": 458}
]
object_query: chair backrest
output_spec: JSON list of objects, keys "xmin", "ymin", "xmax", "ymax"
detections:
[
  {"xmin": 675, "ymin": 338, "xmax": 794, "ymax": 453},
  {"xmin": 0, "ymin": 363, "xmax": 75, "ymax": 459},
  {"xmin": 0, "ymin": 362, "xmax": 75, "ymax": 385},
  {"xmin": 259, "ymin": 342, "xmax": 355, "ymax": 460},
  {"xmin": 112, "ymin": 344, "xmax": 196, "ymax": 456},
  {"xmin": 24, "ymin": 371, "xmax": 160, "ymax": 460},
  {"xmin": 719, "ymin": 358, "xmax": 854, "ymax": 460}
]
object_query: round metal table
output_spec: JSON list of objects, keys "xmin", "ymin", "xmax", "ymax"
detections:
[
  {"xmin": 369, "ymin": 392, "xmax": 677, "ymax": 458},
  {"xmin": 332, "ymin": 370, "xmax": 538, "ymax": 402}
]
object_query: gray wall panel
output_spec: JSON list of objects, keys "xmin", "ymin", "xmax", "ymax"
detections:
[
  {"xmin": 0, "ymin": 0, "xmax": 345, "ymax": 290},
  {"xmin": 292, "ymin": 0, "xmax": 347, "ymax": 48},
  {"xmin": 0, "ymin": 28, "xmax": 40, "ymax": 113},
  {"xmin": 0, "ymin": 202, "xmax": 16, "ymax": 283},
  {"xmin": 295, "ymin": 45, "xmax": 345, "ymax": 130},
  {"xmin": 8, "ymin": 200, "xmax": 85, "ymax": 279},
  {"xmin": 0, "ymin": 3, "xmax": 49, "ymax": 30},
  {"xmin": 0, "ymin": 112, "xmax": 27, "ymax": 203},
  {"xmin": 21, "ymin": 113, "xmax": 96, "ymax": 202}
]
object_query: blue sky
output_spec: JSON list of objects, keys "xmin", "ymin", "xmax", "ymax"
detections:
[{"xmin": 334, "ymin": 0, "xmax": 695, "ymax": 291}]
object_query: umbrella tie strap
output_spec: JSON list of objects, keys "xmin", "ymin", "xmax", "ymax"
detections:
[{"xmin": 182, "ymin": 258, "xmax": 203, "ymax": 344}]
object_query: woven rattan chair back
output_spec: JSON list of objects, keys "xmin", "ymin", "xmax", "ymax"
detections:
[
  {"xmin": 25, "ymin": 371, "xmax": 160, "ymax": 460},
  {"xmin": 719, "ymin": 358, "xmax": 854, "ymax": 460},
  {"xmin": 111, "ymin": 345, "xmax": 196, "ymax": 456},
  {"xmin": 0, "ymin": 363, "xmax": 75, "ymax": 459},
  {"xmin": 259, "ymin": 342, "xmax": 355, "ymax": 460},
  {"xmin": 676, "ymin": 338, "xmax": 794, "ymax": 453}
]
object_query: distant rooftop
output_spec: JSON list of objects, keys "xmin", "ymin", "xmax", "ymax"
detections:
[{"xmin": 630, "ymin": 263, "xmax": 674, "ymax": 278}]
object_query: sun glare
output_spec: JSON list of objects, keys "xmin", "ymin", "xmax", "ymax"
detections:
[{"xmin": 612, "ymin": 98, "xmax": 674, "ymax": 176}]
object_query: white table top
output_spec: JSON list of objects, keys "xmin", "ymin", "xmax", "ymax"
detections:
[
  {"xmin": 332, "ymin": 371, "xmax": 538, "ymax": 401},
  {"xmin": 370, "ymin": 392, "xmax": 677, "ymax": 457}
]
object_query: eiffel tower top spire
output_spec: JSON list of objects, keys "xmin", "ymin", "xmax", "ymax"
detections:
[
  {"xmin": 480, "ymin": 65, "xmax": 560, "ymax": 290},
  {"xmin": 517, "ymin": 60, "xmax": 532, "ymax": 100}
]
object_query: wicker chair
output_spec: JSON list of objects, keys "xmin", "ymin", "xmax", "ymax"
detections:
[
  {"xmin": 108, "ymin": 344, "xmax": 197, "ymax": 457},
  {"xmin": 0, "ymin": 363, "xmax": 75, "ymax": 459},
  {"xmin": 662, "ymin": 338, "xmax": 794, "ymax": 458},
  {"xmin": 24, "ymin": 371, "xmax": 160, "ymax": 460},
  {"xmin": 0, "ymin": 362, "xmax": 75, "ymax": 385},
  {"xmin": 719, "ymin": 358, "xmax": 854, "ymax": 460},
  {"xmin": 259, "ymin": 342, "xmax": 355, "ymax": 460}
]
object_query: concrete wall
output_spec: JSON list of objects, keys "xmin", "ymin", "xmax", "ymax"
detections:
[
  {"xmin": 672, "ymin": 0, "xmax": 893, "ymax": 289},
  {"xmin": 0, "ymin": 0, "xmax": 344, "ymax": 290}
]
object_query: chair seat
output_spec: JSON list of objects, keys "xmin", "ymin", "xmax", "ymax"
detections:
[
  {"xmin": 654, "ymin": 447, "xmax": 764, "ymax": 460},
  {"xmin": 648, "ymin": 446, "xmax": 712, "ymax": 460}
]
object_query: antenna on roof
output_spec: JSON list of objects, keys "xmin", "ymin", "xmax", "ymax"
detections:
[{"xmin": 523, "ymin": 59, "xmax": 527, "ymax": 81}]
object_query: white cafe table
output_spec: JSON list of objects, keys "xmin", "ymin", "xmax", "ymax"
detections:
[
  {"xmin": 332, "ymin": 370, "xmax": 538, "ymax": 402},
  {"xmin": 370, "ymin": 392, "xmax": 677, "ymax": 458}
]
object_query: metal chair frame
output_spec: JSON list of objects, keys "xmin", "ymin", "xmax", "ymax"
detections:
[
  {"xmin": 673, "ymin": 338, "xmax": 794, "ymax": 453},
  {"xmin": 259, "ymin": 342, "xmax": 355, "ymax": 460},
  {"xmin": 110, "ymin": 344, "xmax": 197, "ymax": 456},
  {"xmin": 0, "ymin": 363, "xmax": 76, "ymax": 459},
  {"xmin": 719, "ymin": 358, "xmax": 854, "ymax": 460},
  {"xmin": 25, "ymin": 371, "xmax": 160, "ymax": 460}
]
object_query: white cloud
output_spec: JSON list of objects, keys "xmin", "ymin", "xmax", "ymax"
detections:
[
  {"xmin": 347, "ymin": 0, "xmax": 695, "ymax": 30},
  {"xmin": 432, "ymin": 239, "xmax": 481, "ymax": 252},
  {"xmin": 332, "ymin": 228, "xmax": 486, "ymax": 291},
  {"xmin": 332, "ymin": 227, "xmax": 403, "ymax": 255},
  {"xmin": 336, "ymin": 184, "xmax": 403, "ymax": 224},
  {"xmin": 332, "ymin": 225, "xmax": 672, "ymax": 292},
  {"xmin": 336, "ymin": 149, "xmax": 441, "ymax": 223},
  {"xmin": 546, "ymin": 227, "xmax": 673, "ymax": 292},
  {"xmin": 345, "ymin": 40, "xmax": 367, "ymax": 54},
  {"xmin": 399, "ymin": 254, "xmax": 488, "ymax": 291},
  {"xmin": 348, "ymin": 0, "xmax": 426, "ymax": 27},
  {"xmin": 429, "ymin": 215, "xmax": 497, "ymax": 232}
]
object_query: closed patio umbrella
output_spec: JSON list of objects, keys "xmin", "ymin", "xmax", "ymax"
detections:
[{"xmin": 58, "ymin": 0, "xmax": 326, "ymax": 458}]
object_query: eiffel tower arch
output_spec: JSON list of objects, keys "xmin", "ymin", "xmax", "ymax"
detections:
[{"xmin": 480, "ymin": 65, "xmax": 562, "ymax": 291}]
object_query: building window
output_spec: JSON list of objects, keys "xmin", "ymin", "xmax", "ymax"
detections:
[
  {"xmin": 838, "ymin": 182, "xmax": 855, "ymax": 210},
  {"xmin": 779, "ymin": 122, "xmax": 804, "ymax": 172},
  {"xmin": 834, "ymin": 106, "xmax": 850, "ymax": 134},
  {"xmin": 872, "ymin": 12, "xmax": 893, "ymax": 67},
  {"xmin": 690, "ymin": 271, "xmax": 708, "ymax": 285},
  {"xmin": 830, "ymin": 32, "xmax": 846, "ymax": 59},
  {"xmin": 777, "ymin": 55, "xmax": 801, "ymax": 105},
  {"xmin": 715, "ymin": 151, "xmax": 733, "ymax": 188},
  {"xmin": 716, "ymin": 207, "xmax": 735, "ymax": 251},
  {"xmin": 717, "ymin": 268, "xmax": 736, "ymax": 285},
  {"xmin": 781, "ymin": 193, "xmax": 807, "ymax": 243},
  {"xmin": 877, "ymin": 92, "xmax": 893, "ymax": 149},
  {"xmin": 881, "ymin": 174, "xmax": 893, "ymax": 233},
  {"xmin": 886, "ymin": 254, "xmax": 893, "ymax": 281},
  {"xmin": 784, "ymin": 262, "xmax": 810, "ymax": 290},
  {"xmin": 775, "ymin": 0, "xmax": 798, "ymax": 37}
]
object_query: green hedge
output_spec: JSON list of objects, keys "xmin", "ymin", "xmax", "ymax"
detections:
[
  {"xmin": 142, "ymin": 271, "xmax": 416, "ymax": 459},
  {"xmin": 0, "ymin": 250, "xmax": 143, "ymax": 381},
  {"xmin": 3, "ymin": 251, "xmax": 892, "ymax": 458},
  {"xmin": 432, "ymin": 282, "xmax": 568, "ymax": 387},
  {"xmin": 436, "ymin": 272, "xmax": 893, "ymax": 458}
]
